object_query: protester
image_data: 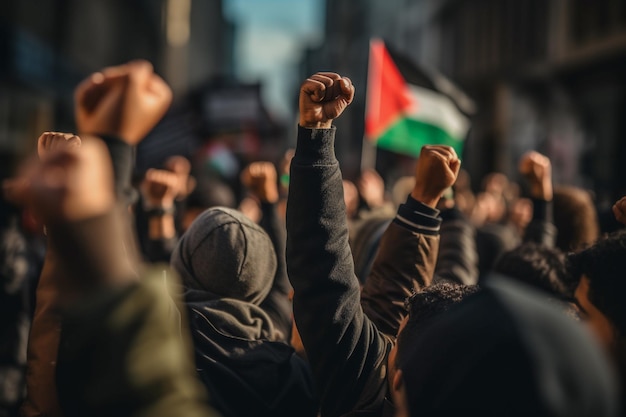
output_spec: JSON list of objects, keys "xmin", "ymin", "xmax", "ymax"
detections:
[
  {"xmin": 569, "ymin": 224, "xmax": 626, "ymax": 415},
  {"xmin": 170, "ymin": 206, "xmax": 316, "ymax": 417},
  {"xmin": 395, "ymin": 277, "xmax": 619, "ymax": 417},
  {"xmin": 22, "ymin": 60, "xmax": 173, "ymax": 417},
  {"xmin": 9, "ymin": 135, "xmax": 219, "ymax": 417},
  {"xmin": 286, "ymin": 72, "xmax": 466, "ymax": 416}
]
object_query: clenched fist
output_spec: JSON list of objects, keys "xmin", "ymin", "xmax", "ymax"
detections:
[
  {"xmin": 9, "ymin": 139, "xmax": 115, "ymax": 223},
  {"xmin": 241, "ymin": 161, "xmax": 279, "ymax": 204},
  {"xmin": 411, "ymin": 145, "xmax": 461, "ymax": 208},
  {"xmin": 519, "ymin": 151, "xmax": 552, "ymax": 201},
  {"xmin": 299, "ymin": 72, "xmax": 355, "ymax": 129},
  {"xmin": 75, "ymin": 60, "xmax": 172, "ymax": 145},
  {"xmin": 140, "ymin": 169, "xmax": 180, "ymax": 208},
  {"xmin": 37, "ymin": 132, "xmax": 81, "ymax": 159}
]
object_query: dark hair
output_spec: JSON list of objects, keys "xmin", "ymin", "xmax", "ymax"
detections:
[
  {"xmin": 396, "ymin": 282, "xmax": 480, "ymax": 366},
  {"xmin": 568, "ymin": 230, "xmax": 626, "ymax": 337},
  {"xmin": 493, "ymin": 243, "xmax": 569, "ymax": 298}
]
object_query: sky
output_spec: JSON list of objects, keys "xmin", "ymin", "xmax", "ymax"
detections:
[{"xmin": 223, "ymin": 0, "xmax": 325, "ymax": 120}]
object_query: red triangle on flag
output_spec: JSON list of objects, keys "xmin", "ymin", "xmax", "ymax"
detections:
[{"xmin": 365, "ymin": 39, "xmax": 415, "ymax": 140}]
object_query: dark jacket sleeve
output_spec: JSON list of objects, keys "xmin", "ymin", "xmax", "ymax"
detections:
[
  {"xmin": 258, "ymin": 201, "xmax": 293, "ymax": 342},
  {"xmin": 433, "ymin": 207, "xmax": 479, "ymax": 286},
  {"xmin": 523, "ymin": 198, "xmax": 557, "ymax": 247},
  {"xmin": 361, "ymin": 197, "xmax": 441, "ymax": 337},
  {"xmin": 22, "ymin": 135, "xmax": 141, "ymax": 417},
  {"xmin": 287, "ymin": 126, "xmax": 391, "ymax": 417},
  {"xmin": 287, "ymin": 126, "xmax": 441, "ymax": 416}
]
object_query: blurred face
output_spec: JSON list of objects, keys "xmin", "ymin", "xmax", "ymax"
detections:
[{"xmin": 575, "ymin": 276, "xmax": 616, "ymax": 350}]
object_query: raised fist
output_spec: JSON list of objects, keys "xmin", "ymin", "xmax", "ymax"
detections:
[
  {"xmin": 9, "ymin": 138, "xmax": 114, "ymax": 223},
  {"xmin": 164, "ymin": 155, "xmax": 194, "ymax": 199},
  {"xmin": 299, "ymin": 72, "xmax": 355, "ymax": 129},
  {"xmin": 613, "ymin": 196, "xmax": 626, "ymax": 225},
  {"xmin": 358, "ymin": 169, "xmax": 386, "ymax": 209},
  {"xmin": 74, "ymin": 60, "xmax": 172, "ymax": 145},
  {"xmin": 241, "ymin": 161, "xmax": 279, "ymax": 204},
  {"xmin": 37, "ymin": 132, "xmax": 81, "ymax": 159},
  {"xmin": 519, "ymin": 151, "xmax": 552, "ymax": 201},
  {"xmin": 411, "ymin": 145, "xmax": 461, "ymax": 208},
  {"xmin": 140, "ymin": 169, "xmax": 180, "ymax": 208}
]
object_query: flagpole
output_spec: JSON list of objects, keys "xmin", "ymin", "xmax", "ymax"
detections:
[
  {"xmin": 362, "ymin": 38, "xmax": 379, "ymax": 172},
  {"xmin": 360, "ymin": 135, "xmax": 377, "ymax": 171}
]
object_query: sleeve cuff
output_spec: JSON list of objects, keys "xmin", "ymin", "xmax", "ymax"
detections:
[
  {"xmin": 532, "ymin": 198, "xmax": 553, "ymax": 222},
  {"xmin": 292, "ymin": 125, "xmax": 337, "ymax": 165},
  {"xmin": 394, "ymin": 194, "xmax": 442, "ymax": 235}
]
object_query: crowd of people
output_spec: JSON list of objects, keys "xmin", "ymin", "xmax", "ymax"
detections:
[{"xmin": 0, "ymin": 61, "xmax": 625, "ymax": 417}]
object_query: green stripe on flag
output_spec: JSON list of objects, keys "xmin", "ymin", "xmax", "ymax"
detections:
[{"xmin": 375, "ymin": 117, "xmax": 464, "ymax": 158}]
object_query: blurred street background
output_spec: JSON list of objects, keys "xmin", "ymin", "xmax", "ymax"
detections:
[{"xmin": 1, "ymin": 0, "xmax": 626, "ymax": 207}]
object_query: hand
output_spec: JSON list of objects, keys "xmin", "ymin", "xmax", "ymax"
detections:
[
  {"xmin": 613, "ymin": 196, "xmax": 626, "ymax": 225},
  {"xmin": 37, "ymin": 132, "xmax": 81, "ymax": 159},
  {"xmin": 164, "ymin": 155, "xmax": 194, "ymax": 198},
  {"xmin": 358, "ymin": 169, "xmax": 386, "ymax": 208},
  {"xmin": 75, "ymin": 60, "xmax": 173, "ymax": 145},
  {"xmin": 411, "ymin": 145, "xmax": 461, "ymax": 208},
  {"xmin": 299, "ymin": 72, "xmax": 355, "ymax": 129},
  {"xmin": 140, "ymin": 169, "xmax": 180, "ymax": 208},
  {"xmin": 519, "ymin": 151, "xmax": 552, "ymax": 201},
  {"xmin": 8, "ymin": 138, "xmax": 115, "ymax": 223},
  {"xmin": 241, "ymin": 162, "xmax": 279, "ymax": 203}
]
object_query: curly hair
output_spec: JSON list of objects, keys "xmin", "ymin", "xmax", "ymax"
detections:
[
  {"xmin": 396, "ymin": 282, "xmax": 480, "ymax": 366},
  {"xmin": 493, "ymin": 243, "xmax": 569, "ymax": 298}
]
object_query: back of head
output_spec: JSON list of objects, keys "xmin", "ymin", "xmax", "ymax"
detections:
[
  {"xmin": 171, "ymin": 207, "xmax": 276, "ymax": 305},
  {"xmin": 568, "ymin": 230, "xmax": 626, "ymax": 337},
  {"xmin": 399, "ymin": 276, "xmax": 618, "ymax": 417},
  {"xmin": 553, "ymin": 185, "xmax": 599, "ymax": 252},
  {"xmin": 396, "ymin": 282, "xmax": 480, "ymax": 366},
  {"xmin": 493, "ymin": 243, "xmax": 569, "ymax": 298}
]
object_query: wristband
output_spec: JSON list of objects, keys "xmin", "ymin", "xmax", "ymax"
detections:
[{"xmin": 145, "ymin": 206, "xmax": 175, "ymax": 217}]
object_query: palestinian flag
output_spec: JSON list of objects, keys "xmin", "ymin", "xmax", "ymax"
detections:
[{"xmin": 365, "ymin": 39, "xmax": 474, "ymax": 157}]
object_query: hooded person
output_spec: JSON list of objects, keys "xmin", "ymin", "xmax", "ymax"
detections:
[
  {"xmin": 394, "ymin": 276, "xmax": 619, "ymax": 417},
  {"xmin": 170, "ymin": 207, "xmax": 317, "ymax": 417}
]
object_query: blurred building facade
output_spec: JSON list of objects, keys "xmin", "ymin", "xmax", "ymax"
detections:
[
  {"xmin": 0, "ymin": 0, "xmax": 233, "ymax": 156},
  {"xmin": 304, "ymin": 0, "xmax": 626, "ymax": 201}
]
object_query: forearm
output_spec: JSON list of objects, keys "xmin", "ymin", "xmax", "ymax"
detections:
[
  {"xmin": 361, "ymin": 195, "xmax": 441, "ymax": 336},
  {"xmin": 98, "ymin": 135, "xmax": 137, "ymax": 205},
  {"xmin": 47, "ymin": 205, "xmax": 139, "ymax": 298},
  {"xmin": 433, "ymin": 207, "xmax": 479, "ymax": 286},
  {"xmin": 524, "ymin": 198, "xmax": 557, "ymax": 247},
  {"xmin": 287, "ymin": 126, "xmax": 387, "ymax": 416}
]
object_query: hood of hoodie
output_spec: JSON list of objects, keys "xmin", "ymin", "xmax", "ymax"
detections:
[
  {"xmin": 171, "ymin": 207, "xmax": 276, "ymax": 305},
  {"xmin": 187, "ymin": 299, "xmax": 318, "ymax": 417}
]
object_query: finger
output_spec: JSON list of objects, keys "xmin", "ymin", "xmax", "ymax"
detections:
[
  {"xmin": 66, "ymin": 134, "xmax": 81, "ymax": 148},
  {"xmin": 449, "ymin": 158, "xmax": 462, "ymax": 175},
  {"xmin": 127, "ymin": 60, "xmax": 154, "ymax": 91},
  {"xmin": 37, "ymin": 132, "xmax": 50, "ymax": 158},
  {"xmin": 422, "ymin": 145, "xmax": 457, "ymax": 160},
  {"xmin": 340, "ymin": 77, "xmax": 355, "ymax": 103},
  {"xmin": 302, "ymin": 78, "xmax": 328, "ymax": 102},
  {"xmin": 316, "ymin": 72, "xmax": 341, "ymax": 80},
  {"xmin": 147, "ymin": 73, "xmax": 172, "ymax": 100},
  {"xmin": 612, "ymin": 204, "xmax": 620, "ymax": 219}
]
